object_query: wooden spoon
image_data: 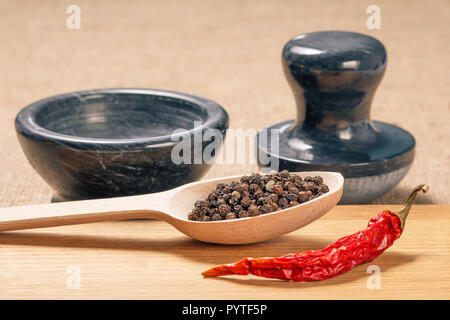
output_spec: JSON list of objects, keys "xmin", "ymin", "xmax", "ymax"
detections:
[{"xmin": 0, "ymin": 171, "xmax": 343, "ymax": 244}]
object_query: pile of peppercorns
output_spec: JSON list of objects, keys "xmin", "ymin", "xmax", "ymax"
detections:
[{"xmin": 188, "ymin": 170, "xmax": 329, "ymax": 221}]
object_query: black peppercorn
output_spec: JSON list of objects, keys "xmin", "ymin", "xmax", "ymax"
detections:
[
  {"xmin": 188, "ymin": 170, "xmax": 329, "ymax": 221},
  {"xmin": 238, "ymin": 210, "xmax": 249, "ymax": 218},
  {"xmin": 194, "ymin": 200, "xmax": 204, "ymax": 208},
  {"xmin": 253, "ymin": 190, "xmax": 264, "ymax": 199},
  {"xmin": 231, "ymin": 191, "xmax": 241, "ymax": 199},
  {"xmin": 314, "ymin": 176, "xmax": 323, "ymax": 185},
  {"xmin": 248, "ymin": 205, "xmax": 260, "ymax": 216},
  {"xmin": 272, "ymin": 184, "xmax": 283, "ymax": 195},
  {"xmin": 218, "ymin": 204, "xmax": 231, "ymax": 216},
  {"xmin": 319, "ymin": 185, "xmax": 329, "ymax": 194},
  {"xmin": 240, "ymin": 175, "xmax": 250, "ymax": 183},
  {"xmin": 261, "ymin": 204, "xmax": 273, "ymax": 214},
  {"xmin": 229, "ymin": 197, "xmax": 239, "ymax": 206},
  {"xmin": 216, "ymin": 183, "xmax": 226, "ymax": 190},
  {"xmin": 188, "ymin": 211, "xmax": 199, "ymax": 221},
  {"xmin": 284, "ymin": 181, "xmax": 294, "ymax": 189},
  {"xmin": 223, "ymin": 185, "xmax": 233, "ymax": 194},
  {"xmin": 265, "ymin": 180, "xmax": 275, "ymax": 192},
  {"xmin": 236, "ymin": 183, "xmax": 249, "ymax": 193},
  {"xmin": 298, "ymin": 191, "xmax": 309, "ymax": 203},
  {"xmin": 268, "ymin": 193, "xmax": 278, "ymax": 203},
  {"xmin": 233, "ymin": 205, "xmax": 243, "ymax": 213},
  {"xmin": 240, "ymin": 197, "xmax": 251, "ymax": 208},
  {"xmin": 288, "ymin": 187, "xmax": 299, "ymax": 194},
  {"xmin": 223, "ymin": 193, "xmax": 232, "ymax": 203},
  {"xmin": 209, "ymin": 200, "xmax": 218, "ymax": 208},
  {"xmin": 199, "ymin": 207, "xmax": 208, "ymax": 217},
  {"xmin": 225, "ymin": 212, "xmax": 237, "ymax": 220},
  {"xmin": 280, "ymin": 170, "xmax": 290, "ymax": 179},
  {"xmin": 249, "ymin": 174, "xmax": 261, "ymax": 185},
  {"xmin": 278, "ymin": 197, "xmax": 289, "ymax": 208},
  {"xmin": 256, "ymin": 197, "xmax": 266, "ymax": 206},
  {"xmin": 249, "ymin": 184, "xmax": 260, "ymax": 193},
  {"xmin": 286, "ymin": 193, "xmax": 298, "ymax": 202},
  {"xmin": 207, "ymin": 192, "xmax": 217, "ymax": 201}
]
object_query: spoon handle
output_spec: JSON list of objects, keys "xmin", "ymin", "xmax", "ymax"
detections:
[{"xmin": 0, "ymin": 193, "xmax": 170, "ymax": 232}]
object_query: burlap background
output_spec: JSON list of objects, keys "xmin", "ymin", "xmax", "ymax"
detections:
[{"xmin": 0, "ymin": 0, "xmax": 448, "ymax": 207}]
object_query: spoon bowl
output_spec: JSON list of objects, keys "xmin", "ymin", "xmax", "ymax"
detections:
[{"xmin": 0, "ymin": 171, "xmax": 343, "ymax": 244}]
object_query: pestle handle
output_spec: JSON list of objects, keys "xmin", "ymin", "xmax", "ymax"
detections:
[{"xmin": 282, "ymin": 31, "xmax": 387, "ymax": 130}]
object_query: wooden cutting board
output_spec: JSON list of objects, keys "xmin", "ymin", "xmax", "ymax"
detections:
[{"xmin": 0, "ymin": 204, "xmax": 448, "ymax": 299}]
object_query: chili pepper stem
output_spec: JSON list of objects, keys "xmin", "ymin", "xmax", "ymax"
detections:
[{"xmin": 392, "ymin": 184, "xmax": 429, "ymax": 229}]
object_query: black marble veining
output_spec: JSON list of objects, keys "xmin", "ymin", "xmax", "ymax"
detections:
[
  {"xmin": 257, "ymin": 31, "xmax": 415, "ymax": 203},
  {"xmin": 16, "ymin": 88, "xmax": 229, "ymax": 201}
]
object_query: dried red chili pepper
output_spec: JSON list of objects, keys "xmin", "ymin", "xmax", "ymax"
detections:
[{"xmin": 202, "ymin": 184, "xmax": 429, "ymax": 282}]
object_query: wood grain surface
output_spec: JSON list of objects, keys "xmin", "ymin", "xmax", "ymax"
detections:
[{"xmin": 0, "ymin": 204, "xmax": 448, "ymax": 299}]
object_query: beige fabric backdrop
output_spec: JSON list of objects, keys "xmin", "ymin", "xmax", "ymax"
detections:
[{"xmin": 0, "ymin": 0, "xmax": 448, "ymax": 207}]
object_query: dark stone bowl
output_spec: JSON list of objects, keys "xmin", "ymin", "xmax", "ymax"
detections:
[{"xmin": 15, "ymin": 88, "xmax": 229, "ymax": 201}]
